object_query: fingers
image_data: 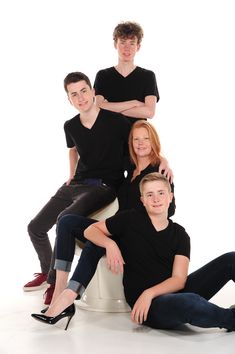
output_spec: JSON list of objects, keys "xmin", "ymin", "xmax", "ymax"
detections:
[
  {"xmin": 131, "ymin": 307, "xmax": 147, "ymax": 325},
  {"xmin": 107, "ymin": 258, "xmax": 124, "ymax": 274},
  {"xmin": 162, "ymin": 169, "xmax": 174, "ymax": 184}
]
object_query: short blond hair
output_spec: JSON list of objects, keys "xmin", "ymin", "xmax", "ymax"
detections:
[{"xmin": 139, "ymin": 172, "xmax": 171, "ymax": 195}]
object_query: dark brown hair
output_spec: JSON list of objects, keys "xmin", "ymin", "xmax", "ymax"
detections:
[
  {"xmin": 64, "ymin": 72, "xmax": 92, "ymax": 92},
  {"xmin": 113, "ymin": 21, "xmax": 144, "ymax": 44}
]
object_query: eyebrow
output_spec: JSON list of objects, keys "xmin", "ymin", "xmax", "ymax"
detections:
[
  {"xmin": 69, "ymin": 87, "xmax": 87, "ymax": 95},
  {"xmin": 145, "ymin": 189, "xmax": 166, "ymax": 194}
]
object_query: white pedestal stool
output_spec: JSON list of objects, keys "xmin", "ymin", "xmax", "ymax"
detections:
[{"xmin": 76, "ymin": 199, "xmax": 131, "ymax": 312}]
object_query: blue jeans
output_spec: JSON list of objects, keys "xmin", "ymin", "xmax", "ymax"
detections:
[
  {"xmin": 55, "ymin": 214, "xmax": 105, "ymax": 292},
  {"xmin": 145, "ymin": 252, "xmax": 235, "ymax": 331}
]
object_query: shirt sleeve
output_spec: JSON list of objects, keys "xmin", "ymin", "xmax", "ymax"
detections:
[
  {"xmin": 175, "ymin": 226, "xmax": 191, "ymax": 259},
  {"xmin": 64, "ymin": 121, "xmax": 75, "ymax": 148},
  {"xmin": 144, "ymin": 70, "xmax": 160, "ymax": 102},
  {"xmin": 105, "ymin": 210, "xmax": 129, "ymax": 238},
  {"xmin": 94, "ymin": 70, "xmax": 105, "ymax": 96}
]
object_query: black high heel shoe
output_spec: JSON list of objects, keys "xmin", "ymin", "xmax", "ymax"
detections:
[
  {"xmin": 31, "ymin": 304, "xmax": 75, "ymax": 330},
  {"xmin": 40, "ymin": 295, "xmax": 80, "ymax": 314}
]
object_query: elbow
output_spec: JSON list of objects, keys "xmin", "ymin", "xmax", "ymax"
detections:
[
  {"xmin": 147, "ymin": 107, "xmax": 155, "ymax": 119},
  {"xmin": 84, "ymin": 225, "xmax": 93, "ymax": 240},
  {"xmin": 174, "ymin": 276, "xmax": 187, "ymax": 291},
  {"xmin": 179, "ymin": 277, "xmax": 187, "ymax": 290}
]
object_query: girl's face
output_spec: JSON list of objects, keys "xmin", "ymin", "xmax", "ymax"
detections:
[{"xmin": 132, "ymin": 127, "xmax": 152, "ymax": 158}]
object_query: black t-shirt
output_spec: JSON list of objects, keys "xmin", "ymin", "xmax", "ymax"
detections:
[
  {"xmin": 64, "ymin": 109, "xmax": 130, "ymax": 189},
  {"xmin": 106, "ymin": 209, "xmax": 190, "ymax": 307},
  {"xmin": 117, "ymin": 164, "xmax": 176, "ymax": 217},
  {"xmin": 94, "ymin": 66, "xmax": 159, "ymax": 124}
]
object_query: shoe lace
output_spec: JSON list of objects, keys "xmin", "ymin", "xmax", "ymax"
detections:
[
  {"xmin": 33, "ymin": 272, "xmax": 43, "ymax": 277},
  {"xmin": 43, "ymin": 284, "xmax": 55, "ymax": 297}
]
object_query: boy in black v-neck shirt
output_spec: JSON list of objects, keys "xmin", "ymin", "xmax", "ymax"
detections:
[
  {"xmin": 94, "ymin": 21, "xmax": 159, "ymax": 126},
  {"xmin": 84, "ymin": 173, "xmax": 235, "ymax": 332},
  {"xmin": 24, "ymin": 72, "xmax": 130, "ymax": 300}
]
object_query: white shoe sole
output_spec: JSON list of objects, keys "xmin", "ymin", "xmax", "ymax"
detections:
[{"xmin": 23, "ymin": 281, "xmax": 47, "ymax": 292}]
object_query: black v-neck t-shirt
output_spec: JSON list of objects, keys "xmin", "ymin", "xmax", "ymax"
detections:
[
  {"xmin": 94, "ymin": 66, "xmax": 159, "ymax": 124},
  {"xmin": 106, "ymin": 208, "xmax": 190, "ymax": 307},
  {"xmin": 64, "ymin": 109, "xmax": 130, "ymax": 189}
]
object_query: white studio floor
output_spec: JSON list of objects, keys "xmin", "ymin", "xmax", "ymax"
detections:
[{"xmin": 0, "ymin": 276, "xmax": 235, "ymax": 354}]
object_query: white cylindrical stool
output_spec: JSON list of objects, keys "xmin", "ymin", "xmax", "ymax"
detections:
[
  {"xmin": 77, "ymin": 256, "xmax": 130, "ymax": 312},
  {"xmin": 76, "ymin": 199, "xmax": 131, "ymax": 312}
]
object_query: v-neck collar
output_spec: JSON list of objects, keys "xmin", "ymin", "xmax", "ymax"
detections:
[
  {"xmin": 79, "ymin": 109, "xmax": 101, "ymax": 131},
  {"xmin": 112, "ymin": 66, "xmax": 139, "ymax": 79},
  {"xmin": 143, "ymin": 208, "xmax": 171, "ymax": 234}
]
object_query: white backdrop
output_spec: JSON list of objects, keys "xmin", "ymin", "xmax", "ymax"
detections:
[{"xmin": 0, "ymin": 0, "xmax": 234, "ymax": 280}]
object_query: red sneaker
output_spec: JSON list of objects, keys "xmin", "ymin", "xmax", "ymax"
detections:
[
  {"xmin": 43, "ymin": 284, "xmax": 55, "ymax": 305},
  {"xmin": 23, "ymin": 273, "xmax": 47, "ymax": 291}
]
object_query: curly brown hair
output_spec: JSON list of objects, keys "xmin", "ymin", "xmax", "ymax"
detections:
[{"xmin": 113, "ymin": 21, "xmax": 144, "ymax": 44}]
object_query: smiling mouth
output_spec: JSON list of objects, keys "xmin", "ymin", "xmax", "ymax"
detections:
[{"xmin": 79, "ymin": 102, "xmax": 87, "ymax": 107}]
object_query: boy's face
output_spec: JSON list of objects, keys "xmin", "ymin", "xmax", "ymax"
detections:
[
  {"xmin": 141, "ymin": 180, "xmax": 173, "ymax": 217},
  {"xmin": 67, "ymin": 80, "xmax": 94, "ymax": 113},
  {"xmin": 115, "ymin": 36, "xmax": 140, "ymax": 62}
]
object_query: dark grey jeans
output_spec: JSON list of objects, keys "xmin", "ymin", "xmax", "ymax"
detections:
[{"xmin": 27, "ymin": 180, "xmax": 116, "ymax": 282}]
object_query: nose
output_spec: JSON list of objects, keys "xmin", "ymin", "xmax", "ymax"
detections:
[
  {"xmin": 77, "ymin": 93, "xmax": 84, "ymax": 101},
  {"xmin": 124, "ymin": 43, "xmax": 131, "ymax": 49},
  {"xmin": 152, "ymin": 194, "xmax": 159, "ymax": 203}
]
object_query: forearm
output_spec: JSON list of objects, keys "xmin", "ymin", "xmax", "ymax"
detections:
[
  {"xmin": 122, "ymin": 95, "xmax": 156, "ymax": 118},
  {"xmin": 84, "ymin": 224, "xmax": 111, "ymax": 249},
  {"xmin": 68, "ymin": 148, "xmax": 79, "ymax": 179},
  {"xmin": 97, "ymin": 99, "xmax": 142, "ymax": 114},
  {"xmin": 122, "ymin": 105, "xmax": 155, "ymax": 119},
  {"xmin": 146, "ymin": 276, "xmax": 186, "ymax": 300}
]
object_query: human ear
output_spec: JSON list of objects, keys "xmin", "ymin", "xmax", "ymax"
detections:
[{"xmin": 67, "ymin": 95, "xmax": 73, "ymax": 105}]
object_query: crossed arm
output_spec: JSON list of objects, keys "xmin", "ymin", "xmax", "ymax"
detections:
[
  {"xmin": 84, "ymin": 221, "xmax": 189, "ymax": 325},
  {"xmin": 95, "ymin": 95, "xmax": 156, "ymax": 119}
]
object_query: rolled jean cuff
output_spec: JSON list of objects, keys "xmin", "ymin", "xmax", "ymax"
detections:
[
  {"xmin": 54, "ymin": 259, "xmax": 72, "ymax": 272},
  {"xmin": 67, "ymin": 280, "xmax": 85, "ymax": 295}
]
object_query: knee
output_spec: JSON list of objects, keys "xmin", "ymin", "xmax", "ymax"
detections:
[
  {"xmin": 27, "ymin": 219, "xmax": 38, "ymax": 238},
  {"xmin": 57, "ymin": 215, "xmax": 77, "ymax": 235},
  {"xmin": 57, "ymin": 209, "xmax": 69, "ymax": 221},
  {"xmin": 220, "ymin": 252, "xmax": 235, "ymax": 264},
  {"xmin": 162, "ymin": 293, "xmax": 202, "ymax": 313}
]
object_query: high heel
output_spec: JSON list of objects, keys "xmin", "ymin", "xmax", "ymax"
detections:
[
  {"xmin": 40, "ymin": 294, "xmax": 80, "ymax": 313},
  {"xmin": 41, "ymin": 306, "xmax": 49, "ymax": 314},
  {"xmin": 31, "ymin": 304, "xmax": 75, "ymax": 330}
]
